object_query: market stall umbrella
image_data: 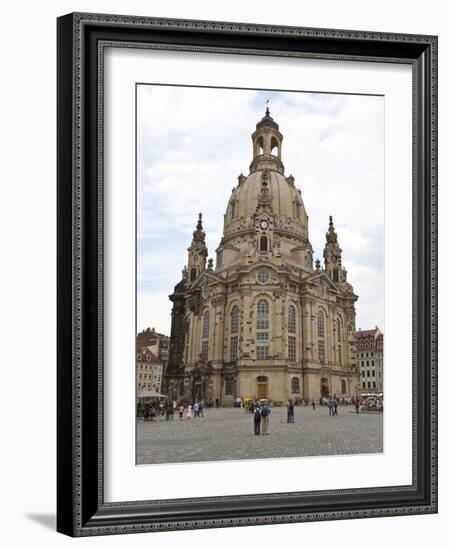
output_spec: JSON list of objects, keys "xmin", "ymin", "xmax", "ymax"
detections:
[{"xmin": 137, "ymin": 390, "xmax": 167, "ymax": 399}]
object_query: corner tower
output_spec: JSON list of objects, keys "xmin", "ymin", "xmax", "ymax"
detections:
[
  {"xmin": 323, "ymin": 216, "xmax": 343, "ymax": 283},
  {"xmin": 187, "ymin": 213, "xmax": 208, "ymax": 283}
]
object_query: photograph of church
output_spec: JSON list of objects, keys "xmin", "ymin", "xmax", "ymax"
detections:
[
  {"xmin": 164, "ymin": 105, "xmax": 359, "ymax": 405},
  {"xmin": 136, "ymin": 85, "xmax": 384, "ymax": 464}
]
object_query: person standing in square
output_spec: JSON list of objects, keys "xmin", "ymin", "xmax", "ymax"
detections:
[
  {"xmin": 261, "ymin": 402, "xmax": 271, "ymax": 435},
  {"xmin": 253, "ymin": 403, "xmax": 262, "ymax": 435}
]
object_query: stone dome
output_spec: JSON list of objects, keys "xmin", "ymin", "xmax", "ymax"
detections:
[
  {"xmin": 224, "ymin": 170, "xmax": 306, "ymax": 227},
  {"xmin": 219, "ymin": 108, "xmax": 311, "ymax": 264}
]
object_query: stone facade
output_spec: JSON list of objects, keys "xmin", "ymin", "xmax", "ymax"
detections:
[
  {"xmin": 165, "ymin": 107, "xmax": 359, "ymax": 405},
  {"xmin": 136, "ymin": 346, "xmax": 163, "ymax": 392},
  {"xmin": 137, "ymin": 328, "xmax": 170, "ymax": 392},
  {"xmin": 356, "ymin": 327, "xmax": 384, "ymax": 394}
]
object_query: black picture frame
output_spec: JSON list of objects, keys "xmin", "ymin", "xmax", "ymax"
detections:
[{"xmin": 57, "ymin": 12, "xmax": 438, "ymax": 536}]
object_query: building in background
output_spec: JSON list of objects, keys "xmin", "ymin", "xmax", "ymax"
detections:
[
  {"xmin": 136, "ymin": 346, "xmax": 163, "ymax": 392},
  {"xmin": 136, "ymin": 328, "xmax": 170, "ymax": 393},
  {"xmin": 165, "ymin": 107, "xmax": 359, "ymax": 405},
  {"xmin": 356, "ymin": 327, "xmax": 384, "ymax": 394}
]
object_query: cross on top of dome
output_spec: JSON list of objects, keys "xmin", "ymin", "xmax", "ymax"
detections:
[{"xmin": 256, "ymin": 100, "xmax": 279, "ymax": 131}]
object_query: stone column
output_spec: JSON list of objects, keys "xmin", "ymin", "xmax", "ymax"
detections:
[
  {"xmin": 192, "ymin": 313, "xmax": 201, "ymax": 364},
  {"xmin": 301, "ymin": 296, "xmax": 313, "ymax": 362},
  {"xmin": 240, "ymin": 289, "xmax": 252, "ymax": 360},
  {"xmin": 309, "ymin": 300, "xmax": 317, "ymax": 363},
  {"xmin": 212, "ymin": 295, "xmax": 226, "ymax": 366},
  {"xmin": 326, "ymin": 305, "xmax": 332, "ymax": 366},
  {"xmin": 273, "ymin": 290, "xmax": 286, "ymax": 358}
]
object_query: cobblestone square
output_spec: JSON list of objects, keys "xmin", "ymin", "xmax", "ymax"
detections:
[{"xmin": 137, "ymin": 405, "xmax": 383, "ymax": 464}]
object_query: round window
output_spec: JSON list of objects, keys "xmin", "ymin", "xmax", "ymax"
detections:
[{"xmin": 257, "ymin": 269, "xmax": 270, "ymax": 284}]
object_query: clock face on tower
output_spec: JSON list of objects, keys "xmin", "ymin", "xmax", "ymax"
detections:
[
  {"xmin": 331, "ymin": 254, "xmax": 338, "ymax": 263},
  {"xmin": 260, "ymin": 219, "xmax": 269, "ymax": 230}
]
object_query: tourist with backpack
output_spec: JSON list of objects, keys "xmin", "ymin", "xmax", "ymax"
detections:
[
  {"xmin": 253, "ymin": 403, "xmax": 262, "ymax": 435},
  {"xmin": 261, "ymin": 402, "xmax": 271, "ymax": 435}
]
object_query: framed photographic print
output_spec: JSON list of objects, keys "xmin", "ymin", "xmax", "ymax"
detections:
[{"xmin": 57, "ymin": 12, "xmax": 438, "ymax": 536}]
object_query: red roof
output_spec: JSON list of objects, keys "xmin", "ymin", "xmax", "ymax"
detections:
[
  {"xmin": 136, "ymin": 328, "xmax": 157, "ymax": 349},
  {"xmin": 356, "ymin": 327, "xmax": 383, "ymax": 352},
  {"xmin": 356, "ymin": 329, "xmax": 377, "ymax": 338},
  {"xmin": 136, "ymin": 347, "xmax": 160, "ymax": 363}
]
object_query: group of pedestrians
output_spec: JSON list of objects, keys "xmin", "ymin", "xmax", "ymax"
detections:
[
  {"xmin": 252, "ymin": 398, "xmax": 318, "ymax": 434},
  {"xmin": 137, "ymin": 400, "xmax": 164, "ymax": 421},
  {"xmin": 327, "ymin": 396, "xmax": 339, "ymax": 416},
  {"xmin": 176, "ymin": 400, "xmax": 205, "ymax": 420},
  {"xmin": 251, "ymin": 395, "xmax": 350, "ymax": 430}
]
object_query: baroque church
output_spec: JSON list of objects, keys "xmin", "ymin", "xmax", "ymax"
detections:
[{"xmin": 165, "ymin": 106, "xmax": 359, "ymax": 405}]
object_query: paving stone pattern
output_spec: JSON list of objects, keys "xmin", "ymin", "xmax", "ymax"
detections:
[{"xmin": 137, "ymin": 405, "xmax": 383, "ymax": 465}]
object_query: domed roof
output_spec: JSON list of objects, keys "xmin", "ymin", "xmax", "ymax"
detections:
[
  {"xmin": 225, "ymin": 170, "xmax": 306, "ymax": 224},
  {"xmin": 256, "ymin": 112, "xmax": 279, "ymax": 131},
  {"xmin": 222, "ymin": 107, "xmax": 309, "ymax": 244}
]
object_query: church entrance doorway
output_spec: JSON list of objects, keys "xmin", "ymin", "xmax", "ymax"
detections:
[
  {"xmin": 257, "ymin": 384, "xmax": 267, "ymax": 400},
  {"xmin": 256, "ymin": 376, "xmax": 268, "ymax": 400},
  {"xmin": 321, "ymin": 377, "xmax": 329, "ymax": 398},
  {"xmin": 194, "ymin": 383, "xmax": 202, "ymax": 401}
]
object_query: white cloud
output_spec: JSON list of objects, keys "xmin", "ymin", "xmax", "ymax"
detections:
[
  {"xmin": 137, "ymin": 86, "xmax": 384, "ymax": 334},
  {"xmin": 138, "ymin": 291, "xmax": 174, "ymax": 335}
]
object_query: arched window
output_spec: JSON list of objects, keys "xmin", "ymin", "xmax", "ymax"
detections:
[
  {"xmin": 230, "ymin": 335, "xmax": 238, "ymax": 362},
  {"xmin": 231, "ymin": 201, "xmax": 236, "ymax": 219},
  {"xmin": 256, "ymin": 300, "xmax": 269, "ymax": 360},
  {"xmin": 336, "ymin": 318, "xmax": 342, "ymax": 342},
  {"xmin": 288, "ymin": 305, "xmax": 296, "ymax": 333},
  {"xmin": 256, "ymin": 299, "xmax": 269, "ymax": 329},
  {"xmin": 270, "ymin": 137, "xmax": 279, "ymax": 157},
  {"xmin": 230, "ymin": 305, "xmax": 239, "ymax": 334},
  {"xmin": 201, "ymin": 311, "xmax": 210, "ymax": 360},
  {"xmin": 202, "ymin": 311, "xmax": 210, "ymax": 339},
  {"xmin": 318, "ymin": 311, "xmax": 325, "ymax": 338},
  {"xmin": 318, "ymin": 310, "xmax": 325, "ymax": 362},
  {"xmin": 288, "ymin": 336, "xmax": 296, "ymax": 362},
  {"xmin": 260, "ymin": 235, "xmax": 268, "ymax": 251},
  {"xmin": 341, "ymin": 380, "xmax": 346, "ymax": 394},
  {"xmin": 291, "ymin": 377, "xmax": 300, "ymax": 393},
  {"xmin": 190, "ymin": 267, "xmax": 197, "ymax": 281}
]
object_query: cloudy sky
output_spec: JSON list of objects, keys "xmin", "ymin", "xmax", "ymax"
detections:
[{"xmin": 137, "ymin": 85, "xmax": 384, "ymax": 335}]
